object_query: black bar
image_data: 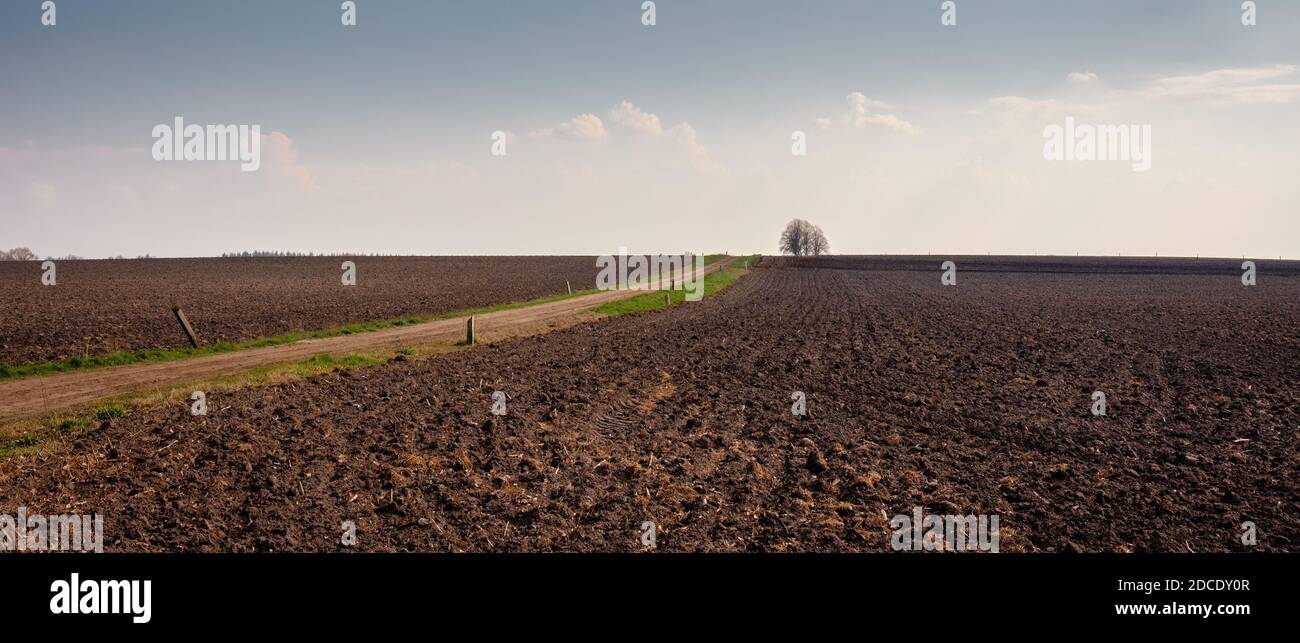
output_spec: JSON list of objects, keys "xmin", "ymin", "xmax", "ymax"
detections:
[{"xmin": 0, "ymin": 553, "xmax": 1289, "ymax": 631}]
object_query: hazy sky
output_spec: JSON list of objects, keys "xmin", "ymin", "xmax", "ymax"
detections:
[{"xmin": 2, "ymin": 1, "xmax": 1298, "ymax": 258}]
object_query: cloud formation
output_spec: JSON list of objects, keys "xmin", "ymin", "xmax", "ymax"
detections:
[
  {"xmin": 1143, "ymin": 64, "xmax": 1300, "ymax": 105},
  {"xmin": 608, "ymin": 101, "xmax": 664, "ymax": 136},
  {"xmin": 261, "ymin": 131, "xmax": 316, "ymax": 189},
  {"xmin": 818, "ymin": 92, "xmax": 916, "ymax": 133},
  {"xmin": 530, "ymin": 100, "xmax": 722, "ymax": 173},
  {"xmin": 530, "ymin": 113, "xmax": 608, "ymax": 141}
]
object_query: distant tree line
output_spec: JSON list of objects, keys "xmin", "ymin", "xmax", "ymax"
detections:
[
  {"xmin": 0, "ymin": 247, "xmax": 38, "ymax": 261},
  {"xmin": 0, "ymin": 248, "xmax": 134, "ymax": 260},
  {"xmin": 221, "ymin": 250, "xmax": 405, "ymax": 257},
  {"xmin": 222, "ymin": 250, "xmax": 319, "ymax": 258}
]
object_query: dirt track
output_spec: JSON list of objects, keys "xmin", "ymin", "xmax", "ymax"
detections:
[{"xmin": 0, "ymin": 258, "xmax": 734, "ymax": 425}]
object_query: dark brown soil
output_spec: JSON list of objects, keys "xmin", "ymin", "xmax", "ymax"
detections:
[
  {"xmin": 0, "ymin": 256, "xmax": 598, "ymax": 366},
  {"xmin": 1, "ymin": 256, "xmax": 1297, "ymax": 552}
]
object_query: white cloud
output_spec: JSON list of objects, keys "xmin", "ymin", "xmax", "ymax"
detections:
[
  {"xmin": 846, "ymin": 92, "xmax": 895, "ymax": 112},
  {"xmin": 529, "ymin": 113, "xmax": 608, "ymax": 141},
  {"xmin": 818, "ymin": 92, "xmax": 916, "ymax": 133},
  {"xmin": 606, "ymin": 100, "xmax": 720, "ymax": 173},
  {"xmin": 984, "ymin": 95, "xmax": 1063, "ymax": 114},
  {"xmin": 985, "ymin": 64, "xmax": 1300, "ymax": 121},
  {"xmin": 608, "ymin": 101, "xmax": 664, "ymax": 136},
  {"xmin": 665, "ymin": 122, "xmax": 720, "ymax": 174},
  {"xmin": 261, "ymin": 131, "xmax": 316, "ymax": 189},
  {"xmin": 849, "ymin": 112, "xmax": 915, "ymax": 133},
  {"xmin": 982, "ymin": 95, "xmax": 1102, "ymax": 123},
  {"xmin": 1143, "ymin": 64, "xmax": 1300, "ymax": 105}
]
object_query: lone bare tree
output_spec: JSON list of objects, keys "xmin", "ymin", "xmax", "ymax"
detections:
[{"xmin": 778, "ymin": 220, "xmax": 829, "ymax": 256}]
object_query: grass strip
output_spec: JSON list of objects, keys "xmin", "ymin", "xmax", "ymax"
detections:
[{"xmin": 592, "ymin": 255, "xmax": 756, "ymax": 317}]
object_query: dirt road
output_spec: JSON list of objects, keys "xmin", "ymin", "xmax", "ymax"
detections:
[{"xmin": 0, "ymin": 258, "xmax": 735, "ymax": 425}]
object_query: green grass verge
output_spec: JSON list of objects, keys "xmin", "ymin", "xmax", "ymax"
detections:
[
  {"xmin": 0, "ymin": 402, "xmax": 128, "ymax": 457},
  {"xmin": 592, "ymin": 255, "xmax": 756, "ymax": 317},
  {"xmin": 291, "ymin": 353, "xmax": 387, "ymax": 376}
]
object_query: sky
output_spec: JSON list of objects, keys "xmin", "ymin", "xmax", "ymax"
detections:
[{"xmin": 2, "ymin": 0, "xmax": 1298, "ymax": 258}]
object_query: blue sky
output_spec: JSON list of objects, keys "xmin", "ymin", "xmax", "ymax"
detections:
[{"xmin": 3, "ymin": 1, "xmax": 1299, "ymax": 257}]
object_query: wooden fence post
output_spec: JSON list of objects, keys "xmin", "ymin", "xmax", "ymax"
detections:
[
  {"xmin": 466, "ymin": 316, "xmax": 475, "ymax": 345},
  {"xmin": 172, "ymin": 306, "xmax": 201, "ymax": 348}
]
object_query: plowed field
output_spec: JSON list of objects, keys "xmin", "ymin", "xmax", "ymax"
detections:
[{"xmin": 2, "ymin": 256, "xmax": 1297, "ymax": 552}]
